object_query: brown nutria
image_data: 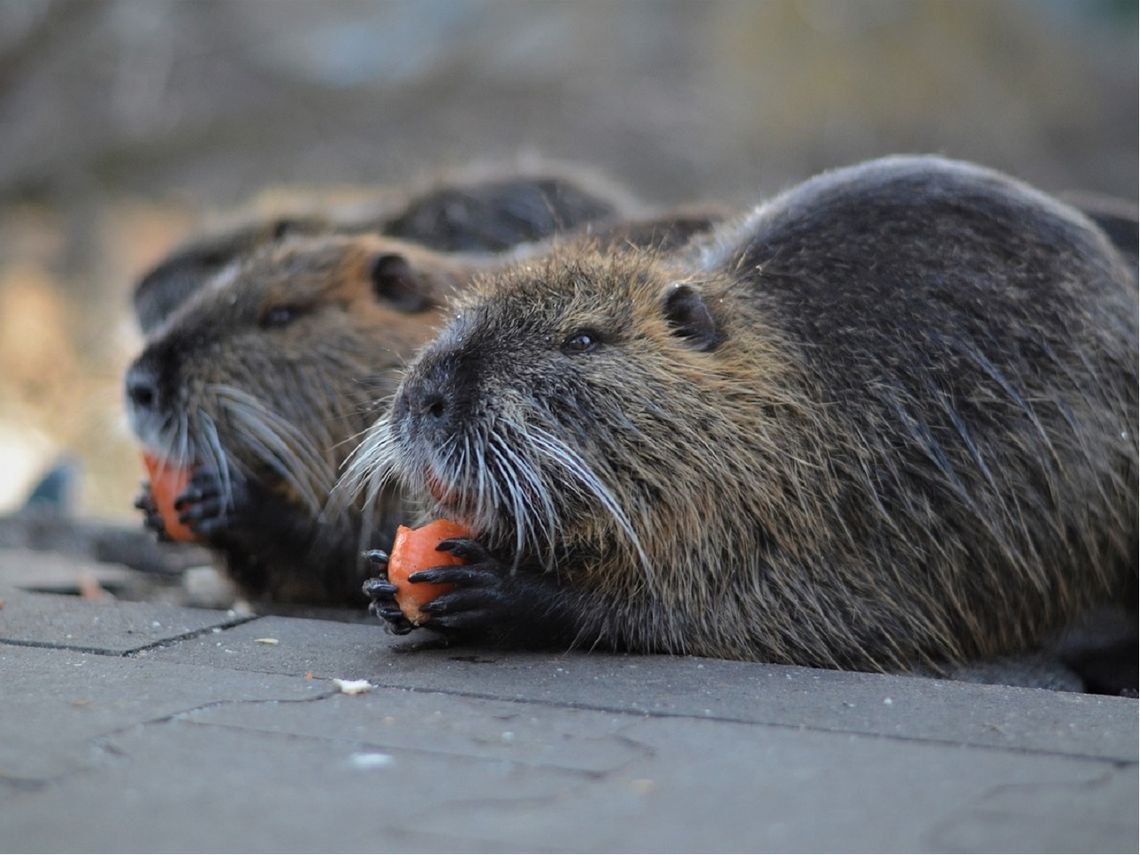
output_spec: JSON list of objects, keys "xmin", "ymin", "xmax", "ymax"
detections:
[
  {"xmin": 127, "ymin": 232, "xmax": 475, "ymax": 604},
  {"xmin": 351, "ymin": 155, "xmax": 1138, "ymax": 673},
  {"xmin": 132, "ymin": 170, "xmax": 636, "ymax": 334},
  {"xmin": 126, "ymin": 208, "xmax": 725, "ymax": 606}
]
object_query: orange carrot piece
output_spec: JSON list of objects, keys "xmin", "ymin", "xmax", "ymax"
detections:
[
  {"xmin": 141, "ymin": 451, "xmax": 199, "ymax": 543},
  {"xmin": 386, "ymin": 519, "xmax": 472, "ymax": 624}
]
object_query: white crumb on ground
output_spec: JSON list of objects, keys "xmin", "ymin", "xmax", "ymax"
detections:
[
  {"xmin": 333, "ymin": 678, "xmax": 373, "ymax": 695},
  {"xmin": 349, "ymin": 752, "xmax": 394, "ymax": 770}
]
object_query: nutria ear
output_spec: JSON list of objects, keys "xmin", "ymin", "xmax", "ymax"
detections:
[
  {"xmin": 370, "ymin": 253, "xmax": 434, "ymax": 313},
  {"xmin": 663, "ymin": 284, "xmax": 719, "ymax": 352}
]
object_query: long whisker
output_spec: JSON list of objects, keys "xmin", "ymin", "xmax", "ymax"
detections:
[
  {"xmin": 525, "ymin": 423, "xmax": 654, "ymax": 582},
  {"xmin": 196, "ymin": 409, "xmax": 233, "ymax": 511},
  {"xmin": 211, "ymin": 384, "xmax": 334, "ymax": 514}
]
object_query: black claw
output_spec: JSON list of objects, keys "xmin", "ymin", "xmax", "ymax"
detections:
[
  {"xmin": 362, "ymin": 576, "xmax": 396, "ymax": 598},
  {"xmin": 366, "ymin": 597, "xmax": 414, "ymax": 635},
  {"xmin": 364, "ymin": 549, "xmax": 389, "ymax": 571},
  {"xmin": 408, "ymin": 565, "xmax": 500, "ymax": 586},
  {"xmin": 436, "ymin": 537, "xmax": 490, "ymax": 562},
  {"xmin": 419, "ymin": 584, "xmax": 504, "ymax": 614},
  {"xmin": 371, "ymin": 605, "xmax": 414, "ymax": 635}
]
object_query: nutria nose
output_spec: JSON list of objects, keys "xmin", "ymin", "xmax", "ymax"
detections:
[
  {"xmin": 420, "ymin": 392, "xmax": 447, "ymax": 420},
  {"xmin": 125, "ymin": 364, "xmax": 160, "ymax": 411}
]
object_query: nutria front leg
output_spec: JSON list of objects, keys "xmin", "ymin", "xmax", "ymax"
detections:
[{"xmin": 174, "ymin": 465, "xmax": 245, "ymax": 539}]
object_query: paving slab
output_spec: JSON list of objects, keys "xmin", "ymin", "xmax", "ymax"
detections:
[
  {"xmin": 147, "ymin": 615, "xmax": 1140, "ymax": 762},
  {"xmin": 0, "ymin": 589, "xmax": 250, "ymax": 654},
  {"xmin": 0, "ymin": 594, "xmax": 1136, "ymax": 853},
  {"xmin": 0, "ymin": 644, "xmax": 322, "ymax": 780}
]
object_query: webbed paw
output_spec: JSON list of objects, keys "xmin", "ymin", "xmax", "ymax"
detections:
[{"xmin": 173, "ymin": 466, "xmax": 238, "ymax": 539}]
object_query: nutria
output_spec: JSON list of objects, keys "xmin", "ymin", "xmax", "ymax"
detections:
[
  {"xmin": 127, "ymin": 232, "xmax": 474, "ymax": 604},
  {"xmin": 126, "ymin": 208, "xmax": 724, "ymax": 606},
  {"xmin": 352, "ymin": 155, "xmax": 1138, "ymax": 672},
  {"xmin": 132, "ymin": 170, "xmax": 635, "ymax": 334}
]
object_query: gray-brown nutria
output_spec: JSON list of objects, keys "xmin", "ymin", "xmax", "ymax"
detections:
[
  {"xmin": 127, "ymin": 233, "xmax": 472, "ymax": 605},
  {"xmin": 352, "ymin": 155, "xmax": 1137, "ymax": 672},
  {"xmin": 132, "ymin": 170, "xmax": 635, "ymax": 334}
]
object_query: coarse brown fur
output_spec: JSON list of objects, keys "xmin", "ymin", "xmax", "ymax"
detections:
[
  {"xmin": 352, "ymin": 155, "xmax": 1138, "ymax": 672},
  {"xmin": 127, "ymin": 232, "xmax": 472, "ymax": 604}
]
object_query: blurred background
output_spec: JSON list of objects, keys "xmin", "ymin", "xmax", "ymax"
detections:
[{"xmin": 0, "ymin": 0, "xmax": 1136, "ymax": 520}]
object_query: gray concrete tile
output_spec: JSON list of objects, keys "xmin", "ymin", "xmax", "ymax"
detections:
[
  {"xmin": 147, "ymin": 616, "xmax": 1140, "ymax": 762},
  {"xmin": 0, "ymin": 644, "xmax": 323, "ymax": 780},
  {"xmin": 0, "ymin": 589, "xmax": 249, "ymax": 654}
]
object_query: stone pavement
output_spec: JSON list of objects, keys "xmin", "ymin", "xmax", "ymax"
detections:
[{"xmin": 0, "ymin": 581, "xmax": 1137, "ymax": 852}]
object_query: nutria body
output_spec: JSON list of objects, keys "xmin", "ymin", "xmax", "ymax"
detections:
[
  {"xmin": 127, "ymin": 233, "xmax": 475, "ymax": 604},
  {"xmin": 132, "ymin": 171, "xmax": 634, "ymax": 334},
  {"xmin": 354, "ymin": 155, "xmax": 1138, "ymax": 671}
]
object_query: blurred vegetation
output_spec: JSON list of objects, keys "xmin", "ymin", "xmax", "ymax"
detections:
[{"xmin": 0, "ymin": 0, "xmax": 1135, "ymax": 516}]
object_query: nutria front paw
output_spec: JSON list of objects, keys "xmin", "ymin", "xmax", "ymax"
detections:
[
  {"xmin": 173, "ymin": 465, "xmax": 244, "ymax": 539},
  {"xmin": 410, "ymin": 538, "xmax": 515, "ymax": 635},
  {"xmin": 133, "ymin": 482, "xmax": 171, "ymax": 541},
  {"xmin": 362, "ymin": 549, "xmax": 414, "ymax": 635}
]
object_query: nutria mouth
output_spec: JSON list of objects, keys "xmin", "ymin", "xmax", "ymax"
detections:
[{"xmin": 425, "ymin": 470, "xmax": 456, "ymax": 506}]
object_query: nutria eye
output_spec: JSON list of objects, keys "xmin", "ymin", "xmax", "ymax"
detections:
[
  {"xmin": 261, "ymin": 305, "xmax": 305, "ymax": 329},
  {"xmin": 562, "ymin": 330, "xmax": 601, "ymax": 354}
]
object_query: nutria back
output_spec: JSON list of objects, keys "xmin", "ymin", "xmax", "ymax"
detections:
[
  {"xmin": 132, "ymin": 170, "xmax": 634, "ymax": 334},
  {"xmin": 354, "ymin": 155, "xmax": 1137, "ymax": 671}
]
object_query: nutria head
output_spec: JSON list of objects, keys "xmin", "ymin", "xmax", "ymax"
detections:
[
  {"xmin": 126, "ymin": 233, "xmax": 467, "ymax": 530},
  {"xmin": 348, "ymin": 248, "xmax": 820, "ymax": 594}
]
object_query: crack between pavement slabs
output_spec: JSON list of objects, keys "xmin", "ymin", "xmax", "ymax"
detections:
[
  {"xmin": 7, "ymin": 638, "xmax": 1134, "ymax": 767},
  {"xmin": 0, "ymin": 613, "xmax": 261, "ymax": 658},
  {"xmin": 89, "ymin": 669, "xmax": 1139, "ymax": 769},
  {"xmin": 920, "ymin": 767, "xmax": 1135, "ymax": 849}
]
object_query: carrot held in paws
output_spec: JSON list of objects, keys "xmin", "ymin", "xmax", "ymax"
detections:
[
  {"xmin": 140, "ymin": 451, "xmax": 200, "ymax": 543},
  {"xmin": 386, "ymin": 519, "xmax": 472, "ymax": 624}
]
